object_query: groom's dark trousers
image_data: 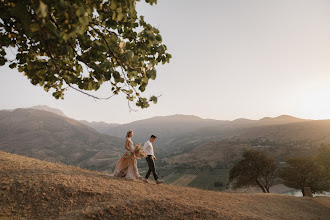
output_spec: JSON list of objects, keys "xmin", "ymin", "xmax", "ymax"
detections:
[{"xmin": 145, "ymin": 155, "xmax": 158, "ymax": 180}]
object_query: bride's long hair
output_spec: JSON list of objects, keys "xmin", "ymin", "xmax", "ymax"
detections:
[{"xmin": 126, "ymin": 130, "xmax": 133, "ymax": 138}]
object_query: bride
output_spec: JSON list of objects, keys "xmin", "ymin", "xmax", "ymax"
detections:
[{"xmin": 111, "ymin": 130, "xmax": 141, "ymax": 180}]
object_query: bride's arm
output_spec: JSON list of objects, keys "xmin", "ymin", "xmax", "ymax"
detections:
[{"xmin": 124, "ymin": 138, "xmax": 130, "ymax": 151}]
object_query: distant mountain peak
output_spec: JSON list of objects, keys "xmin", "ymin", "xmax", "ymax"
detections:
[
  {"xmin": 131, "ymin": 114, "xmax": 205, "ymax": 123},
  {"xmin": 275, "ymin": 115, "xmax": 301, "ymax": 120},
  {"xmin": 233, "ymin": 118, "xmax": 254, "ymax": 122},
  {"xmin": 260, "ymin": 115, "xmax": 303, "ymax": 121},
  {"xmin": 29, "ymin": 105, "xmax": 66, "ymax": 117},
  {"xmin": 162, "ymin": 114, "xmax": 202, "ymax": 120},
  {"xmin": 257, "ymin": 115, "xmax": 307, "ymax": 126}
]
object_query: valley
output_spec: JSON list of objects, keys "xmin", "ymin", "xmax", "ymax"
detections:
[{"xmin": 1, "ymin": 106, "xmax": 329, "ymax": 191}]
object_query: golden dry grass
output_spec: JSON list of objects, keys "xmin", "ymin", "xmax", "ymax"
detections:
[{"xmin": 0, "ymin": 151, "xmax": 329, "ymax": 220}]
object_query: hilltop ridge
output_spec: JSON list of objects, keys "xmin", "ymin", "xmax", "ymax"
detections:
[
  {"xmin": 30, "ymin": 105, "xmax": 67, "ymax": 117},
  {"xmin": 1, "ymin": 151, "xmax": 329, "ymax": 219}
]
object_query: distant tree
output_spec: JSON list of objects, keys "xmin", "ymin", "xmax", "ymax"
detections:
[
  {"xmin": 314, "ymin": 144, "xmax": 330, "ymax": 180},
  {"xmin": 229, "ymin": 149, "xmax": 277, "ymax": 193},
  {"xmin": 279, "ymin": 157, "xmax": 329, "ymax": 196},
  {"xmin": 0, "ymin": 0, "xmax": 171, "ymax": 108}
]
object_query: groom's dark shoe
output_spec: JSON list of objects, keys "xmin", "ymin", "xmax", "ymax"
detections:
[
  {"xmin": 143, "ymin": 178, "xmax": 149, "ymax": 183},
  {"xmin": 156, "ymin": 179, "xmax": 164, "ymax": 184}
]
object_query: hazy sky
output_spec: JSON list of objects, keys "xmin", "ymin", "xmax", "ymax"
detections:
[{"xmin": 1, "ymin": 0, "xmax": 330, "ymax": 124}]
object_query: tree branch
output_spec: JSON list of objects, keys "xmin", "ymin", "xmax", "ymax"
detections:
[{"xmin": 67, "ymin": 84, "xmax": 115, "ymax": 100}]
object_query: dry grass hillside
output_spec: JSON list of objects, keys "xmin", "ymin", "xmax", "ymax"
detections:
[{"xmin": 1, "ymin": 151, "xmax": 329, "ymax": 220}]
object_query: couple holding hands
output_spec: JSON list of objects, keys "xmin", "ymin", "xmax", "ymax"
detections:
[{"xmin": 111, "ymin": 130, "xmax": 164, "ymax": 184}]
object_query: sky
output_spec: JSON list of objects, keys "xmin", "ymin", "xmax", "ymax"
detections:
[{"xmin": 1, "ymin": 0, "xmax": 330, "ymax": 124}]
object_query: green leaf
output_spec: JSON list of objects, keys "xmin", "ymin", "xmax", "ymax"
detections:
[
  {"xmin": 79, "ymin": 16, "xmax": 89, "ymax": 26},
  {"xmin": 44, "ymin": 85, "xmax": 50, "ymax": 92},
  {"xmin": 150, "ymin": 69, "xmax": 156, "ymax": 80},
  {"xmin": 150, "ymin": 96, "xmax": 157, "ymax": 104},
  {"xmin": 142, "ymin": 76, "xmax": 148, "ymax": 84},
  {"xmin": 9, "ymin": 63, "xmax": 17, "ymax": 69},
  {"xmin": 110, "ymin": 0, "xmax": 117, "ymax": 10},
  {"xmin": 29, "ymin": 24, "xmax": 40, "ymax": 32},
  {"xmin": 0, "ymin": 58, "xmax": 6, "ymax": 66},
  {"xmin": 18, "ymin": 66, "xmax": 25, "ymax": 72},
  {"xmin": 125, "ymin": 50, "xmax": 134, "ymax": 60},
  {"xmin": 155, "ymin": 34, "xmax": 162, "ymax": 42}
]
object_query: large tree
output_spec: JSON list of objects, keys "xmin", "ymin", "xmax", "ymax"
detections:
[
  {"xmin": 0, "ymin": 0, "xmax": 171, "ymax": 108},
  {"xmin": 314, "ymin": 144, "xmax": 330, "ymax": 180},
  {"xmin": 279, "ymin": 157, "xmax": 329, "ymax": 196},
  {"xmin": 229, "ymin": 149, "xmax": 277, "ymax": 193}
]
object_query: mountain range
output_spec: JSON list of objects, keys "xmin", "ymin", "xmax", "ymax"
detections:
[
  {"xmin": 81, "ymin": 113, "xmax": 330, "ymax": 167},
  {"xmin": 1, "ymin": 105, "xmax": 330, "ymax": 170},
  {"xmin": 82, "ymin": 114, "xmax": 308, "ymax": 145}
]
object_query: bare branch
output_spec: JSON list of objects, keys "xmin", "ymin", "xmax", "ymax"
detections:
[{"xmin": 67, "ymin": 84, "xmax": 115, "ymax": 100}]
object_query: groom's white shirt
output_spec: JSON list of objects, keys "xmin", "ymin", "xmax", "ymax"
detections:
[{"xmin": 143, "ymin": 140, "xmax": 154, "ymax": 156}]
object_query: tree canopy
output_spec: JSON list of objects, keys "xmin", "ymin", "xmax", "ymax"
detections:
[
  {"xmin": 314, "ymin": 144, "xmax": 330, "ymax": 180},
  {"xmin": 229, "ymin": 149, "xmax": 277, "ymax": 193},
  {"xmin": 0, "ymin": 0, "xmax": 171, "ymax": 108},
  {"xmin": 279, "ymin": 156, "xmax": 329, "ymax": 196}
]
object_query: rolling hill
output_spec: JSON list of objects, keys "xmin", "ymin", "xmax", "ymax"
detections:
[
  {"xmin": 79, "ymin": 120, "xmax": 120, "ymax": 134},
  {"xmin": 83, "ymin": 114, "xmax": 308, "ymax": 145},
  {"xmin": 30, "ymin": 105, "xmax": 67, "ymax": 117},
  {"xmin": 166, "ymin": 119, "xmax": 330, "ymax": 167},
  {"xmin": 0, "ymin": 108, "xmax": 124, "ymax": 171},
  {"xmin": 82, "ymin": 114, "xmax": 310, "ymax": 156},
  {"xmin": 97, "ymin": 114, "xmax": 229, "ymax": 145},
  {"xmin": 234, "ymin": 119, "xmax": 330, "ymax": 144},
  {"xmin": 1, "ymin": 151, "xmax": 329, "ymax": 219}
]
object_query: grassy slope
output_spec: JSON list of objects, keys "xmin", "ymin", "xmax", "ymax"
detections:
[{"xmin": 0, "ymin": 151, "xmax": 329, "ymax": 220}]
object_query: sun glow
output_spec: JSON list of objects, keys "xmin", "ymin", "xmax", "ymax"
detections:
[{"xmin": 300, "ymin": 85, "xmax": 330, "ymax": 120}]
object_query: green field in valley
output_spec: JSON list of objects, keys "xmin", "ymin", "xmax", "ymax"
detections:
[{"xmin": 139, "ymin": 166, "xmax": 230, "ymax": 191}]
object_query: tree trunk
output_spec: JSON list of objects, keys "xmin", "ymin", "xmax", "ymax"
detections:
[
  {"xmin": 256, "ymin": 179, "xmax": 267, "ymax": 193},
  {"xmin": 303, "ymin": 187, "xmax": 313, "ymax": 197},
  {"xmin": 265, "ymin": 179, "xmax": 270, "ymax": 193}
]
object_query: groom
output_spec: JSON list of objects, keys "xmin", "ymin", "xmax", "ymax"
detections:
[{"xmin": 143, "ymin": 135, "xmax": 163, "ymax": 184}]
